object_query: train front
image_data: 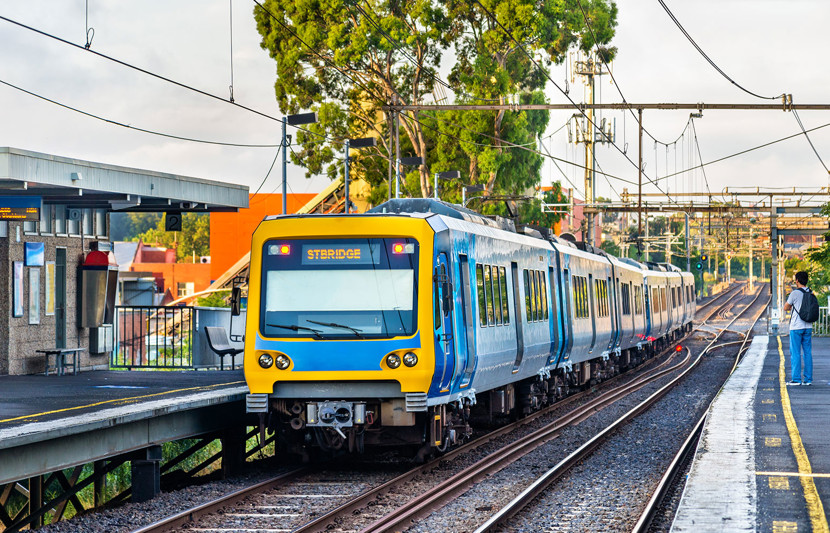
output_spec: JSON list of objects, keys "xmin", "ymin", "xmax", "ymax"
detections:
[{"xmin": 244, "ymin": 214, "xmax": 436, "ymax": 456}]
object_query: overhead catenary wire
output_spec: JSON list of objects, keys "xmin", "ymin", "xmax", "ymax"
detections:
[
  {"xmin": 658, "ymin": 121, "xmax": 830, "ymax": 181},
  {"xmin": 0, "ymin": 78, "xmax": 281, "ymax": 148},
  {"xmin": 0, "ymin": 13, "xmax": 337, "ymax": 147},
  {"xmin": 656, "ymin": 0, "xmax": 785, "ymax": 101}
]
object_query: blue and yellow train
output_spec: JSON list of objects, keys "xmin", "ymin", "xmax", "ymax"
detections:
[{"xmin": 243, "ymin": 199, "xmax": 695, "ymax": 457}]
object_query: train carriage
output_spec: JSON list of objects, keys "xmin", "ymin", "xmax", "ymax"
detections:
[{"xmin": 242, "ymin": 199, "xmax": 696, "ymax": 458}]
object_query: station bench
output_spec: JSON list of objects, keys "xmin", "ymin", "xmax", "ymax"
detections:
[{"xmin": 37, "ymin": 347, "xmax": 85, "ymax": 376}]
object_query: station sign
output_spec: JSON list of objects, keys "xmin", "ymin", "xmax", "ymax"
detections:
[{"xmin": 0, "ymin": 196, "xmax": 41, "ymax": 221}]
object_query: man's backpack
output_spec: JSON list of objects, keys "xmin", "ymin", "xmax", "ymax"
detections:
[{"xmin": 796, "ymin": 288, "xmax": 820, "ymax": 323}]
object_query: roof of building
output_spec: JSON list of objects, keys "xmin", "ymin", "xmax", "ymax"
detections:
[{"xmin": 0, "ymin": 147, "xmax": 248, "ymax": 213}]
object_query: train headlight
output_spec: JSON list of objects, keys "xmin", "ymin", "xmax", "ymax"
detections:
[
  {"xmin": 386, "ymin": 353, "xmax": 402, "ymax": 369},
  {"xmin": 403, "ymin": 352, "xmax": 418, "ymax": 367},
  {"xmin": 275, "ymin": 354, "xmax": 291, "ymax": 370},
  {"xmin": 258, "ymin": 354, "xmax": 274, "ymax": 369}
]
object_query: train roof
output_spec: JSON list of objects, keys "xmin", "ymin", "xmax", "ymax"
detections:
[{"xmin": 368, "ymin": 199, "xmax": 515, "ymax": 232}]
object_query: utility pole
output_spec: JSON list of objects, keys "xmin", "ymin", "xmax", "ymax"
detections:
[
  {"xmin": 748, "ymin": 228, "xmax": 754, "ymax": 292},
  {"xmin": 573, "ymin": 53, "xmax": 613, "ymax": 247},
  {"xmin": 637, "ymin": 108, "xmax": 643, "ymax": 258},
  {"xmin": 685, "ymin": 212, "xmax": 691, "ymax": 271},
  {"xmin": 644, "ymin": 213, "xmax": 650, "ymax": 262}
]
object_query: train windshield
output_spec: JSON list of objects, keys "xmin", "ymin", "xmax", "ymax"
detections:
[{"xmin": 260, "ymin": 238, "xmax": 419, "ymax": 339}]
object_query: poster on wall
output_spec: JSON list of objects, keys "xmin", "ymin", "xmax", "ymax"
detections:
[
  {"xmin": 29, "ymin": 268, "xmax": 40, "ymax": 325},
  {"xmin": 12, "ymin": 262, "xmax": 23, "ymax": 317},
  {"xmin": 45, "ymin": 261, "xmax": 55, "ymax": 315},
  {"xmin": 25, "ymin": 242, "xmax": 45, "ymax": 266}
]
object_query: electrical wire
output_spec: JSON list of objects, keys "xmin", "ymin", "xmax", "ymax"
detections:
[
  {"xmin": 656, "ymin": 0, "xmax": 785, "ymax": 101},
  {"xmin": 0, "ymin": 13, "xmax": 337, "ymax": 147},
  {"xmin": 249, "ymin": 144, "xmax": 282, "ymax": 200},
  {"xmin": 659, "ymin": 121, "xmax": 830, "ymax": 181},
  {"xmin": 690, "ymin": 119, "xmax": 711, "ymax": 194},
  {"xmin": 0, "ymin": 78, "xmax": 280, "ymax": 148},
  {"xmin": 791, "ymin": 109, "xmax": 830, "ymax": 174}
]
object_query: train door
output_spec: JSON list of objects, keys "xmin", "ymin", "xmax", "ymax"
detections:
[
  {"xmin": 548, "ymin": 265, "xmax": 560, "ymax": 366},
  {"xmin": 608, "ymin": 275, "xmax": 617, "ymax": 350},
  {"xmin": 458, "ymin": 254, "xmax": 475, "ymax": 387},
  {"xmin": 588, "ymin": 273, "xmax": 596, "ymax": 353},
  {"xmin": 510, "ymin": 262, "xmax": 525, "ymax": 372},
  {"xmin": 563, "ymin": 268, "xmax": 574, "ymax": 359},
  {"xmin": 434, "ymin": 253, "xmax": 455, "ymax": 392}
]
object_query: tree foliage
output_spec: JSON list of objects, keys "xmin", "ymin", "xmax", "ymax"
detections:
[
  {"xmin": 133, "ymin": 213, "xmax": 211, "ymax": 262},
  {"xmin": 254, "ymin": 0, "xmax": 617, "ymax": 205}
]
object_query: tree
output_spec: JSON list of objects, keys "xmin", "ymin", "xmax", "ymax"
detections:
[
  {"xmin": 134, "ymin": 213, "xmax": 210, "ymax": 262},
  {"xmin": 254, "ymin": 0, "xmax": 617, "ymax": 203},
  {"xmin": 110, "ymin": 212, "xmax": 161, "ymax": 241}
]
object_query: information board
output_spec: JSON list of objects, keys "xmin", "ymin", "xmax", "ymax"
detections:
[{"xmin": 0, "ymin": 196, "xmax": 41, "ymax": 221}]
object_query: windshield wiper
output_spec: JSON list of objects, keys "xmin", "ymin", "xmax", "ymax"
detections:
[
  {"xmin": 267, "ymin": 323, "xmax": 323, "ymax": 339},
  {"xmin": 306, "ymin": 320, "xmax": 364, "ymax": 338}
]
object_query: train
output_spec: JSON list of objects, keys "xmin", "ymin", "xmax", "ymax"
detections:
[{"xmin": 241, "ymin": 198, "xmax": 696, "ymax": 459}]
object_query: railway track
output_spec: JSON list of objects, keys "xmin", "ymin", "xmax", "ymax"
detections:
[{"xmin": 131, "ymin": 283, "xmax": 765, "ymax": 533}]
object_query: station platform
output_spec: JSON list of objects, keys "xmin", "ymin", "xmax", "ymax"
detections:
[
  {"xmin": 0, "ymin": 370, "xmax": 248, "ymax": 485},
  {"xmin": 673, "ymin": 334, "xmax": 830, "ymax": 532}
]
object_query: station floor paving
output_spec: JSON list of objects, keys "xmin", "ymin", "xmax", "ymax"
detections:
[
  {"xmin": 0, "ymin": 370, "xmax": 247, "ymax": 445},
  {"xmin": 673, "ymin": 334, "xmax": 830, "ymax": 532}
]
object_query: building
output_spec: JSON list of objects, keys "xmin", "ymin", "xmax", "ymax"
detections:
[
  {"xmin": 0, "ymin": 147, "xmax": 247, "ymax": 375},
  {"xmin": 209, "ymin": 193, "xmax": 316, "ymax": 282},
  {"xmin": 114, "ymin": 240, "xmax": 212, "ymax": 305}
]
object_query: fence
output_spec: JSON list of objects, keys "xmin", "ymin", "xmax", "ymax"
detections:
[
  {"xmin": 112, "ymin": 306, "xmax": 194, "ymax": 369},
  {"xmin": 814, "ymin": 307, "xmax": 830, "ymax": 336}
]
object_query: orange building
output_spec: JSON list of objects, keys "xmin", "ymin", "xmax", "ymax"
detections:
[{"xmin": 209, "ymin": 193, "xmax": 317, "ymax": 281}]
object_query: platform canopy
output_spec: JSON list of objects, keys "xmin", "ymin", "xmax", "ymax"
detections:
[{"xmin": 0, "ymin": 147, "xmax": 248, "ymax": 212}]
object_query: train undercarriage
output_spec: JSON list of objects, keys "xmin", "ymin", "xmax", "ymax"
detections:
[{"xmin": 258, "ymin": 334, "xmax": 692, "ymax": 462}]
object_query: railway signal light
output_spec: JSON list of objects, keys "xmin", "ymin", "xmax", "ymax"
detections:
[
  {"xmin": 695, "ymin": 261, "xmax": 703, "ymax": 271},
  {"xmin": 700, "ymin": 254, "xmax": 708, "ymax": 262},
  {"xmin": 676, "ymin": 345, "xmax": 683, "ymax": 353}
]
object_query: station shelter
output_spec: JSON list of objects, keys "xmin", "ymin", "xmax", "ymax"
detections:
[{"xmin": 0, "ymin": 147, "xmax": 247, "ymax": 376}]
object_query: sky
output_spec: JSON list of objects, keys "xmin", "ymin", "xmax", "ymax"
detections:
[{"xmin": 0, "ymin": 1, "xmax": 828, "ymax": 207}]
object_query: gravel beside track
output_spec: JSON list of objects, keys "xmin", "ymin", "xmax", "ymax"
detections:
[{"xmin": 401, "ymin": 353, "xmax": 733, "ymax": 533}]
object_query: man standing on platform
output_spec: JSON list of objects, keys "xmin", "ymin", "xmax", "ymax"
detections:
[{"xmin": 783, "ymin": 271, "xmax": 813, "ymax": 386}]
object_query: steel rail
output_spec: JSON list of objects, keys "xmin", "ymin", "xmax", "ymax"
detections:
[
  {"xmin": 631, "ymin": 287, "xmax": 769, "ymax": 532},
  {"xmin": 355, "ymin": 353, "xmax": 693, "ymax": 533},
  {"xmin": 131, "ymin": 288, "xmax": 729, "ymax": 533},
  {"xmin": 294, "ymin": 345, "xmax": 687, "ymax": 532},
  {"xmin": 129, "ymin": 467, "xmax": 308, "ymax": 533},
  {"xmin": 474, "ymin": 284, "xmax": 766, "ymax": 532}
]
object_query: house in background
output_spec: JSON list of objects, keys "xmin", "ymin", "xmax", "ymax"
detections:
[{"xmin": 114, "ymin": 240, "xmax": 212, "ymax": 305}]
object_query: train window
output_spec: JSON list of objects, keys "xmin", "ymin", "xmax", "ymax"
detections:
[
  {"xmin": 476, "ymin": 264, "xmax": 487, "ymax": 327},
  {"xmin": 433, "ymin": 268, "xmax": 441, "ymax": 330},
  {"xmin": 572, "ymin": 275, "xmax": 590, "ymax": 319},
  {"xmin": 493, "ymin": 267, "xmax": 503, "ymax": 325},
  {"xmin": 662, "ymin": 288, "xmax": 667, "ymax": 312},
  {"xmin": 485, "ymin": 265, "xmax": 495, "ymax": 326},
  {"xmin": 523, "ymin": 270, "xmax": 531, "ymax": 321},
  {"xmin": 540, "ymin": 271, "xmax": 549, "ymax": 320},
  {"xmin": 533, "ymin": 271, "xmax": 541, "ymax": 321},
  {"xmin": 528, "ymin": 270, "xmax": 539, "ymax": 321},
  {"xmin": 500, "ymin": 267, "xmax": 510, "ymax": 324}
]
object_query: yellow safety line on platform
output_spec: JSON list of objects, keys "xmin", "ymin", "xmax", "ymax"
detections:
[
  {"xmin": 759, "ymin": 472, "xmax": 830, "ymax": 478},
  {"xmin": 778, "ymin": 335, "xmax": 829, "ymax": 532},
  {"xmin": 0, "ymin": 381, "xmax": 245, "ymax": 424}
]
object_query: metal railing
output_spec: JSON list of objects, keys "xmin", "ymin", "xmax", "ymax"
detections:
[
  {"xmin": 814, "ymin": 307, "xmax": 830, "ymax": 336},
  {"xmin": 112, "ymin": 306, "xmax": 194, "ymax": 369}
]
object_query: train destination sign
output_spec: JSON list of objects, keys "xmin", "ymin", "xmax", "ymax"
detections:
[
  {"xmin": 0, "ymin": 196, "xmax": 41, "ymax": 221},
  {"xmin": 302, "ymin": 243, "xmax": 380, "ymax": 265}
]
